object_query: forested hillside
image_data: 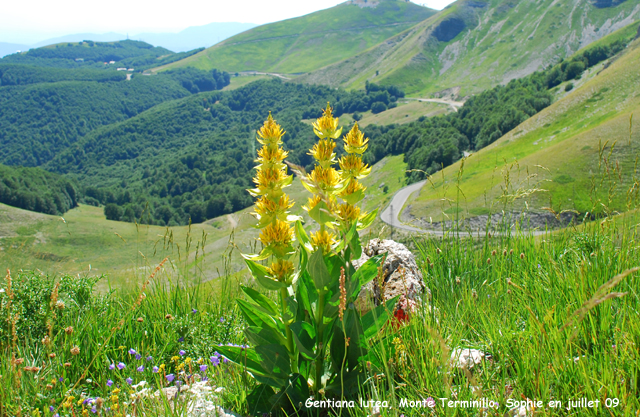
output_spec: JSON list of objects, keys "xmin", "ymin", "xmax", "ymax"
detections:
[
  {"xmin": 45, "ymin": 80, "xmax": 406, "ymax": 225},
  {"xmin": 0, "ymin": 164, "xmax": 79, "ymax": 215},
  {"xmin": 0, "ymin": 65, "xmax": 230, "ymax": 166}
]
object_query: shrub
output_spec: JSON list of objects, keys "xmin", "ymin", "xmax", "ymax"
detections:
[{"xmin": 371, "ymin": 101, "xmax": 387, "ymax": 114}]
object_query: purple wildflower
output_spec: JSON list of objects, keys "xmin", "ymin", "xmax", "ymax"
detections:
[
  {"xmin": 107, "ymin": 379, "xmax": 113, "ymax": 387},
  {"xmin": 137, "ymin": 365, "xmax": 144, "ymax": 372},
  {"xmin": 128, "ymin": 348, "xmax": 136, "ymax": 355},
  {"xmin": 108, "ymin": 363, "xmax": 115, "ymax": 370},
  {"xmin": 153, "ymin": 366, "xmax": 159, "ymax": 373},
  {"xmin": 126, "ymin": 377, "xmax": 133, "ymax": 385},
  {"xmin": 210, "ymin": 356, "xmax": 220, "ymax": 366},
  {"xmin": 117, "ymin": 362, "xmax": 126, "ymax": 370},
  {"xmin": 202, "ymin": 376, "xmax": 209, "ymax": 382},
  {"xmin": 426, "ymin": 397, "xmax": 436, "ymax": 408},
  {"xmin": 135, "ymin": 354, "xmax": 142, "ymax": 360},
  {"xmin": 223, "ymin": 357, "xmax": 229, "ymax": 364},
  {"xmin": 91, "ymin": 408, "xmax": 97, "ymax": 414},
  {"xmin": 219, "ymin": 317, "xmax": 225, "ymax": 323},
  {"xmin": 179, "ymin": 350, "xmax": 186, "ymax": 356},
  {"xmin": 178, "ymin": 337, "xmax": 184, "ymax": 343},
  {"xmin": 50, "ymin": 406, "xmax": 55, "ymax": 412},
  {"xmin": 58, "ymin": 377, "xmax": 64, "ymax": 382},
  {"xmin": 192, "ymin": 308, "xmax": 198, "ymax": 314},
  {"xmin": 146, "ymin": 356, "xmax": 153, "ymax": 362},
  {"xmin": 200, "ymin": 365, "xmax": 207, "ymax": 372},
  {"xmin": 166, "ymin": 374, "xmax": 175, "ymax": 382}
]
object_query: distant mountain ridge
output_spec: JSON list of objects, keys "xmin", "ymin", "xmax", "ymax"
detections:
[
  {"xmin": 0, "ymin": 23, "xmax": 257, "ymax": 58},
  {"xmin": 155, "ymin": 0, "xmax": 437, "ymax": 74}
]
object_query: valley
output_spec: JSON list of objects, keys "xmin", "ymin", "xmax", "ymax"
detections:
[{"xmin": 1, "ymin": 1, "xmax": 640, "ymax": 415}]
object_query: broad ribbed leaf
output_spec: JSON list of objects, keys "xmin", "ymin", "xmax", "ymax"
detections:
[
  {"xmin": 241, "ymin": 285, "xmax": 278, "ymax": 316},
  {"xmin": 362, "ymin": 295, "xmax": 399, "ymax": 339}
]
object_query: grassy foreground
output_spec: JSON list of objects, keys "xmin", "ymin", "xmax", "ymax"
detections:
[{"xmin": 1, "ymin": 206, "xmax": 639, "ymax": 416}]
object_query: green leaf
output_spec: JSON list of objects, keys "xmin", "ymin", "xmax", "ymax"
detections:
[
  {"xmin": 308, "ymin": 249, "xmax": 332, "ymax": 291},
  {"xmin": 297, "ymin": 270, "xmax": 317, "ymax": 322},
  {"xmin": 245, "ymin": 259, "xmax": 288, "ymax": 291},
  {"xmin": 241, "ymin": 285, "xmax": 278, "ymax": 316},
  {"xmin": 341, "ymin": 188, "xmax": 364, "ymax": 205},
  {"xmin": 215, "ymin": 345, "xmax": 266, "ymax": 378},
  {"xmin": 256, "ymin": 344, "xmax": 291, "ymax": 378},
  {"xmin": 247, "ymin": 385, "xmax": 276, "ymax": 416},
  {"xmin": 295, "ymin": 220, "xmax": 313, "ymax": 252},
  {"xmin": 290, "ymin": 321, "xmax": 317, "ymax": 360},
  {"xmin": 245, "ymin": 326, "xmax": 287, "ymax": 348},
  {"xmin": 284, "ymin": 296, "xmax": 297, "ymax": 323},
  {"xmin": 358, "ymin": 208, "xmax": 378, "ymax": 230},
  {"xmin": 361, "ymin": 295, "xmax": 400, "ymax": 340},
  {"xmin": 270, "ymin": 374, "xmax": 310, "ymax": 411},
  {"xmin": 349, "ymin": 230, "xmax": 362, "ymax": 260},
  {"xmin": 309, "ymin": 200, "xmax": 336, "ymax": 226},
  {"xmin": 237, "ymin": 299, "xmax": 282, "ymax": 335},
  {"xmin": 350, "ymin": 254, "xmax": 385, "ymax": 299},
  {"xmin": 334, "ymin": 222, "xmax": 357, "ymax": 253}
]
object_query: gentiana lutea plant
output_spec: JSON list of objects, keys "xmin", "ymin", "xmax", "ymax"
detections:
[{"xmin": 216, "ymin": 105, "xmax": 398, "ymax": 410}]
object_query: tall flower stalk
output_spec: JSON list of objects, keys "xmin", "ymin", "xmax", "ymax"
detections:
[
  {"xmin": 338, "ymin": 122, "xmax": 372, "ymax": 234},
  {"xmin": 247, "ymin": 113, "xmax": 298, "ymax": 372},
  {"xmin": 226, "ymin": 107, "xmax": 392, "ymax": 410}
]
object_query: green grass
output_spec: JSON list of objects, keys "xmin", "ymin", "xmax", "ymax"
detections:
[
  {"xmin": 405, "ymin": 36, "xmax": 640, "ymax": 222},
  {"xmin": 155, "ymin": 0, "xmax": 435, "ymax": 75},
  {"xmin": 2, "ymin": 200, "xmax": 639, "ymax": 415}
]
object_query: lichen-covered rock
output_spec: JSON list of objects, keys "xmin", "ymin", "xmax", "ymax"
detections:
[{"xmin": 353, "ymin": 239, "xmax": 429, "ymax": 313}]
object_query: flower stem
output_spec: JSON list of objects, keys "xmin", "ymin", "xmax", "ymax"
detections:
[
  {"xmin": 315, "ymin": 291, "xmax": 326, "ymax": 393},
  {"xmin": 280, "ymin": 287, "xmax": 298, "ymax": 374}
]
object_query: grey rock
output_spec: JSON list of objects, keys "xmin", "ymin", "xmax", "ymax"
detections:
[{"xmin": 353, "ymin": 239, "xmax": 429, "ymax": 313}]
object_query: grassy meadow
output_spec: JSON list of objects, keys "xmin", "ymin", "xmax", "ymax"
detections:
[{"xmin": 2, "ymin": 188, "xmax": 639, "ymax": 416}]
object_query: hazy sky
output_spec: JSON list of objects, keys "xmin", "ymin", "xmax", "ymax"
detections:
[{"xmin": 1, "ymin": 0, "xmax": 456, "ymax": 44}]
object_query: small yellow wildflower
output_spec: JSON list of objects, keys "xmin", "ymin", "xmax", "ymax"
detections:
[
  {"xmin": 308, "ymin": 139, "xmax": 336, "ymax": 165},
  {"xmin": 310, "ymin": 229, "xmax": 336, "ymax": 254},
  {"xmin": 267, "ymin": 259, "xmax": 295, "ymax": 282},
  {"xmin": 176, "ymin": 363, "xmax": 185, "ymax": 371},
  {"xmin": 112, "ymin": 388, "xmax": 121, "ymax": 394},
  {"xmin": 171, "ymin": 356, "xmax": 180, "ymax": 363},
  {"xmin": 339, "ymin": 154, "xmax": 370, "ymax": 179},
  {"xmin": 306, "ymin": 166, "xmax": 341, "ymax": 191},
  {"xmin": 258, "ymin": 219, "xmax": 294, "ymax": 252},
  {"xmin": 159, "ymin": 364, "xmax": 166, "ymax": 371},
  {"xmin": 312, "ymin": 104, "xmax": 342, "ymax": 139},
  {"xmin": 185, "ymin": 357, "xmax": 192, "ymax": 364},
  {"xmin": 343, "ymin": 122, "xmax": 368, "ymax": 154},
  {"xmin": 337, "ymin": 203, "xmax": 361, "ymax": 223},
  {"xmin": 257, "ymin": 113, "xmax": 286, "ymax": 144}
]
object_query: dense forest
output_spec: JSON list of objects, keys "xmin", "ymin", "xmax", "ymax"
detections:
[
  {"xmin": 48, "ymin": 80, "xmax": 396, "ymax": 225},
  {"xmin": 0, "ymin": 164, "xmax": 79, "ymax": 215},
  {"xmin": 0, "ymin": 65, "xmax": 230, "ymax": 166}
]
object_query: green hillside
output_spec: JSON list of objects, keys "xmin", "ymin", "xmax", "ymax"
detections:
[
  {"xmin": 155, "ymin": 0, "xmax": 436, "ymax": 74},
  {"xmin": 0, "ymin": 164, "xmax": 79, "ymax": 215},
  {"xmin": 403, "ymin": 36, "xmax": 640, "ymax": 223},
  {"xmin": 298, "ymin": 0, "xmax": 640, "ymax": 96},
  {"xmin": 1, "ymin": 39, "xmax": 204, "ymax": 71}
]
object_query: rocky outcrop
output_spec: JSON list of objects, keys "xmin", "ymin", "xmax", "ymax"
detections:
[{"xmin": 353, "ymin": 239, "xmax": 429, "ymax": 313}]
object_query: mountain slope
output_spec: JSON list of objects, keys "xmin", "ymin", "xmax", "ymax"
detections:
[
  {"xmin": 154, "ymin": 0, "xmax": 436, "ymax": 74},
  {"xmin": 403, "ymin": 36, "xmax": 640, "ymax": 224},
  {"xmin": 297, "ymin": 0, "xmax": 640, "ymax": 96}
]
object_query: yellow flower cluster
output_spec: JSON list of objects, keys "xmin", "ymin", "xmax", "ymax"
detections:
[
  {"xmin": 250, "ymin": 113, "xmax": 296, "ymax": 282},
  {"xmin": 302, "ymin": 104, "xmax": 344, "ymax": 252},
  {"xmin": 338, "ymin": 122, "xmax": 371, "ymax": 229}
]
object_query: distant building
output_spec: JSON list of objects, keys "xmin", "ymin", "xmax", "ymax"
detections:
[
  {"xmin": 75, "ymin": 58, "xmax": 84, "ymax": 62},
  {"xmin": 117, "ymin": 68, "xmax": 127, "ymax": 71},
  {"xmin": 127, "ymin": 69, "xmax": 134, "ymax": 72},
  {"xmin": 109, "ymin": 61, "xmax": 115, "ymax": 64}
]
